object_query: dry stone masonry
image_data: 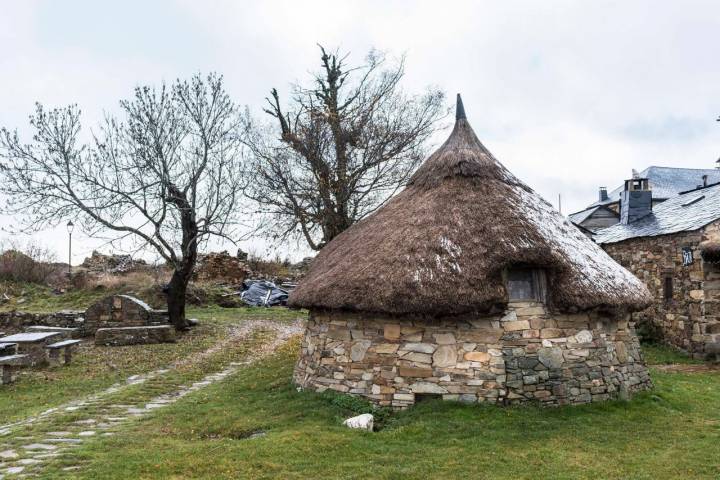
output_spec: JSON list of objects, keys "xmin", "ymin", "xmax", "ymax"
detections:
[
  {"xmin": 84, "ymin": 295, "xmax": 168, "ymax": 333},
  {"xmin": 290, "ymin": 96, "xmax": 653, "ymax": 408},
  {"xmin": 603, "ymin": 220, "xmax": 720, "ymax": 359},
  {"xmin": 95, "ymin": 325, "xmax": 175, "ymax": 346},
  {"xmin": 294, "ymin": 302, "xmax": 651, "ymax": 408},
  {"xmin": 0, "ymin": 295, "xmax": 175, "ymax": 347}
]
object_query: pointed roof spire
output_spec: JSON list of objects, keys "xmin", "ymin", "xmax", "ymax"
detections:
[{"xmin": 456, "ymin": 93, "xmax": 466, "ymax": 121}]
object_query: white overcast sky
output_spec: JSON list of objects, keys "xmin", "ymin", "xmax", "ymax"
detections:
[{"xmin": 1, "ymin": 0, "xmax": 719, "ymax": 263}]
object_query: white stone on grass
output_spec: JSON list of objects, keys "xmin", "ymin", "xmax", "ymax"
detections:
[
  {"xmin": 342, "ymin": 413, "xmax": 374, "ymax": 431},
  {"xmin": 22, "ymin": 444, "xmax": 56, "ymax": 451},
  {"xmin": 0, "ymin": 451, "xmax": 17, "ymax": 460},
  {"xmin": 78, "ymin": 431, "xmax": 96, "ymax": 437}
]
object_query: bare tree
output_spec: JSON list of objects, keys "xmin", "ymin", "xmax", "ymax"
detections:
[
  {"xmin": 243, "ymin": 46, "xmax": 446, "ymax": 250},
  {"xmin": 0, "ymin": 73, "xmax": 246, "ymax": 329}
]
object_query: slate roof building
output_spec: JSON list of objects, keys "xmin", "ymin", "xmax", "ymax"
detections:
[
  {"xmin": 569, "ymin": 166, "xmax": 720, "ymax": 233},
  {"xmin": 596, "ymin": 182, "xmax": 720, "ymax": 359},
  {"xmin": 290, "ymin": 95, "xmax": 653, "ymax": 408}
]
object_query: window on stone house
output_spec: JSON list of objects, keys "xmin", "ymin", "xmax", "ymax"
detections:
[
  {"xmin": 506, "ymin": 268, "xmax": 547, "ymax": 302},
  {"xmin": 663, "ymin": 276, "xmax": 673, "ymax": 302}
]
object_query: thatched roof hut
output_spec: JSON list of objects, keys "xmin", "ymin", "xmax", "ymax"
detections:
[
  {"xmin": 290, "ymin": 95, "xmax": 651, "ymax": 315},
  {"xmin": 291, "ymin": 96, "xmax": 652, "ymax": 408}
]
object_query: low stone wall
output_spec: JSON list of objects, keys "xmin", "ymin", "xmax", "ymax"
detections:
[
  {"xmin": 84, "ymin": 295, "xmax": 168, "ymax": 334},
  {"xmin": 0, "ymin": 311, "xmax": 84, "ymax": 335},
  {"xmin": 294, "ymin": 303, "xmax": 652, "ymax": 408},
  {"xmin": 95, "ymin": 325, "xmax": 175, "ymax": 346}
]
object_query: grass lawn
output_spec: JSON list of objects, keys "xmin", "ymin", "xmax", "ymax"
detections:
[
  {"xmin": 641, "ymin": 342, "xmax": 703, "ymax": 365},
  {"xmin": 44, "ymin": 339, "xmax": 720, "ymax": 480},
  {"xmin": 0, "ymin": 305, "xmax": 304, "ymax": 424}
]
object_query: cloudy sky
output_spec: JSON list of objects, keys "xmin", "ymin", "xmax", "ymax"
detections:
[{"xmin": 1, "ymin": 0, "xmax": 719, "ymax": 263}]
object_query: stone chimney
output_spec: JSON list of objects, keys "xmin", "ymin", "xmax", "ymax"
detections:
[
  {"xmin": 598, "ymin": 187, "xmax": 608, "ymax": 202},
  {"xmin": 620, "ymin": 176, "xmax": 652, "ymax": 224}
]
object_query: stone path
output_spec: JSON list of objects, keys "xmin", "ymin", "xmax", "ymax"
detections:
[{"xmin": 0, "ymin": 319, "xmax": 302, "ymax": 478}]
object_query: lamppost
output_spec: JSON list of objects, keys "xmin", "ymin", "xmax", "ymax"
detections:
[{"xmin": 67, "ymin": 220, "xmax": 74, "ymax": 277}]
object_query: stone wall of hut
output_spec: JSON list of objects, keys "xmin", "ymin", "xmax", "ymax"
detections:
[
  {"xmin": 602, "ymin": 222, "xmax": 720, "ymax": 359},
  {"xmin": 293, "ymin": 302, "xmax": 651, "ymax": 408}
]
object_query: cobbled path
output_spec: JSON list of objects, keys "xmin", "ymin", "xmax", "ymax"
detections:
[{"xmin": 0, "ymin": 319, "xmax": 302, "ymax": 478}]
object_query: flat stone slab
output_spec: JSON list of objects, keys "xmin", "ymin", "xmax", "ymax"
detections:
[
  {"xmin": 46, "ymin": 339, "xmax": 82, "ymax": 349},
  {"xmin": 95, "ymin": 325, "xmax": 175, "ymax": 346},
  {"xmin": 22, "ymin": 443, "xmax": 56, "ymax": 451},
  {"xmin": 0, "ymin": 332, "xmax": 61, "ymax": 343},
  {"xmin": 0, "ymin": 354, "xmax": 29, "ymax": 367},
  {"xmin": 0, "ymin": 450, "xmax": 18, "ymax": 460},
  {"xmin": 25, "ymin": 326, "xmax": 80, "ymax": 339}
]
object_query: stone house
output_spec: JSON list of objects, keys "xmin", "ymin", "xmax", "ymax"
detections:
[
  {"xmin": 569, "ymin": 166, "xmax": 720, "ymax": 233},
  {"xmin": 595, "ymin": 181, "xmax": 720, "ymax": 359},
  {"xmin": 289, "ymin": 95, "xmax": 653, "ymax": 409}
]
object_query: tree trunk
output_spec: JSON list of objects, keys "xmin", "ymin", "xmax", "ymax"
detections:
[
  {"xmin": 166, "ymin": 267, "xmax": 190, "ymax": 330},
  {"xmin": 165, "ymin": 184, "xmax": 198, "ymax": 331}
]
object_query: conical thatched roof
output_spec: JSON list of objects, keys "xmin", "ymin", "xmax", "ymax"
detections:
[{"xmin": 289, "ymin": 95, "xmax": 651, "ymax": 316}]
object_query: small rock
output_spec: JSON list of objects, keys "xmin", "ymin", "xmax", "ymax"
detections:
[
  {"xmin": 74, "ymin": 419, "xmax": 96, "ymax": 425},
  {"xmin": 574, "ymin": 330, "xmax": 593, "ymax": 344},
  {"xmin": 410, "ymin": 382, "xmax": 448, "ymax": 394},
  {"xmin": 343, "ymin": 413, "xmax": 374, "ymax": 431},
  {"xmin": 0, "ymin": 451, "xmax": 17, "ymax": 460},
  {"xmin": 5, "ymin": 466, "xmax": 24, "ymax": 474},
  {"xmin": 78, "ymin": 431, "xmax": 96, "ymax": 437}
]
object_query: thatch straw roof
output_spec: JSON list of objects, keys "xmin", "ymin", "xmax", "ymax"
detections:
[{"xmin": 289, "ymin": 95, "xmax": 651, "ymax": 315}]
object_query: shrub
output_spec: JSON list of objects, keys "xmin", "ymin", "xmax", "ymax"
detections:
[{"xmin": 0, "ymin": 240, "xmax": 58, "ymax": 284}]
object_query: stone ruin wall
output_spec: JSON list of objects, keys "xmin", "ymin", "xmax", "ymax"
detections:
[
  {"xmin": 294, "ymin": 302, "xmax": 651, "ymax": 409},
  {"xmin": 0, "ymin": 295, "xmax": 169, "ymax": 340},
  {"xmin": 602, "ymin": 222, "xmax": 720, "ymax": 359},
  {"xmin": 0, "ymin": 311, "xmax": 83, "ymax": 335},
  {"xmin": 83, "ymin": 295, "xmax": 167, "ymax": 335}
]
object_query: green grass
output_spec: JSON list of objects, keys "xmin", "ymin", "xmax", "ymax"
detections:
[
  {"xmin": 188, "ymin": 304, "xmax": 307, "ymax": 323},
  {"xmin": 0, "ymin": 305, "xmax": 305, "ymax": 424},
  {"xmin": 0, "ymin": 281, "xmax": 112, "ymax": 312},
  {"xmin": 46, "ymin": 341, "xmax": 720, "ymax": 480},
  {"xmin": 642, "ymin": 342, "xmax": 702, "ymax": 365}
]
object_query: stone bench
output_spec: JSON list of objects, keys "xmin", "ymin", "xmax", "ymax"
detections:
[
  {"xmin": 25, "ymin": 326, "xmax": 81, "ymax": 340},
  {"xmin": 0, "ymin": 332, "xmax": 62, "ymax": 366},
  {"xmin": 0, "ymin": 354, "xmax": 29, "ymax": 384},
  {"xmin": 45, "ymin": 339, "xmax": 82, "ymax": 365},
  {"xmin": 0, "ymin": 343, "xmax": 18, "ymax": 356},
  {"xmin": 95, "ymin": 325, "xmax": 175, "ymax": 346}
]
